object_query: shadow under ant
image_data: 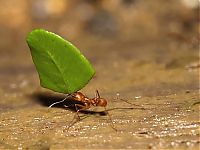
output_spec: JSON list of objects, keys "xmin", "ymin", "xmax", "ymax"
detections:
[{"xmin": 31, "ymin": 92, "xmax": 108, "ymax": 116}]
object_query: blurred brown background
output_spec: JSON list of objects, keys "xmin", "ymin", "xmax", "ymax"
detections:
[{"xmin": 0, "ymin": 0, "xmax": 198, "ymax": 52}]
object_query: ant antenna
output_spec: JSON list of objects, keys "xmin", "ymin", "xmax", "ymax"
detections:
[{"xmin": 96, "ymin": 90, "xmax": 100, "ymax": 98}]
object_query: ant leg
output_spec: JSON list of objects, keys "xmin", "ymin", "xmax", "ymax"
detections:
[
  {"xmin": 115, "ymin": 93, "xmax": 142, "ymax": 107},
  {"xmin": 48, "ymin": 94, "xmax": 72, "ymax": 108},
  {"xmin": 74, "ymin": 104, "xmax": 91, "ymax": 120},
  {"xmin": 66, "ymin": 104, "xmax": 89, "ymax": 131},
  {"xmin": 119, "ymin": 98, "xmax": 142, "ymax": 107},
  {"xmin": 48, "ymin": 97, "xmax": 67, "ymax": 108},
  {"xmin": 95, "ymin": 90, "xmax": 117, "ymax": 131},
  {"xmin": 104, "ymin": 107, "xmax": 117, "ymax": 131},
  {"xmin": 74, "ymin": 104, "xmax": 85, "ymax": 120}
]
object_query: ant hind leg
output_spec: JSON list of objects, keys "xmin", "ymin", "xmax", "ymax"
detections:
[{"xmin": 48, "ymin": 94, "xmax": 72, "ymax": 108}]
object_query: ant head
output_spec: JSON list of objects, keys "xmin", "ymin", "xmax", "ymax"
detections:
[
  {"xmin": 96, "ymin": 98, "xmax": 107, "ymax": 107},
  {"xmin": 72, "ymin": 92, "xmax": 85, "ymax": 101},
  {"xmin": 94, "ymin": 90, "xmax": 107, "ymax": 107}
]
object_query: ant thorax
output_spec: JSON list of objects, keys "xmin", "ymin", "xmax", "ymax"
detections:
[
  {"xmin": 71, "ymin": 92, "xmax": 90, "ymax": 105},
  {"xmin": 72, "ymin": 92, "xmax": 83, "ymax": 101}
]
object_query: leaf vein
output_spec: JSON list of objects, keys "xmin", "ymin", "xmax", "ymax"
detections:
[{"xmin": 46, "ymin": 50, "xmax": 68, "ymax": 92}]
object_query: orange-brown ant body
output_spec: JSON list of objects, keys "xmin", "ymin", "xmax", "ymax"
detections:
[
  {"xmin": 49, "ymin": 90, "xmax": 116, "ymax": 130},
  {"xmin": 71, "ymin": 90, "xmax": 107, "ymax": 112},
  {"xmin": 49, "ymin": 90, "xmax": 145, "ymax": 131},
  {"xmin": 63, "ymin": 90, "xmax": 116, "ymax": 130},
  {"xmin": 68, "ymin": 90, "xmax": 115, "ymax": 128}
]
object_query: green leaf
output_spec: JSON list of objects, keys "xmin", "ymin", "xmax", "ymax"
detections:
[{"xmin": 26, "ymin": 29, "xmax": 95, "ymax": 94}]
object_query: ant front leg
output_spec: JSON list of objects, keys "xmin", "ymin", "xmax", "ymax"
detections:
[
  {"xmin": 74, "ymin": 104, "xmax": 89, "ymax": 120},
  {"xmin": 115, "ymin": 93, "xmax": 142, "ymax": 108},
  {"xmin": 104, "ymin": 106, "xmax": 117, "ymax": 131}
]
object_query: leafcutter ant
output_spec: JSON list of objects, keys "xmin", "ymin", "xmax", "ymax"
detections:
[{"xmin": 49, "ymin": 90, "xmax": 117, "ymax": 131}]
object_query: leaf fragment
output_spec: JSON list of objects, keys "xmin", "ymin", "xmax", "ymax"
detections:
[{"xmin": 27, "ymin": 29, "xmax": 95, "ymax": 94}]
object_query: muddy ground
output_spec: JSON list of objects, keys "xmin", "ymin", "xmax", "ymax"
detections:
[{"xmin": 0, "ymin": 0, "xmax": 199, "ymax": 149}]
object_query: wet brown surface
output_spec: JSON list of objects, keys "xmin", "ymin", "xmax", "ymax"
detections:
[{"xmin": 0, "ymin": 0, "xmax": 199, "ymax": 149}]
